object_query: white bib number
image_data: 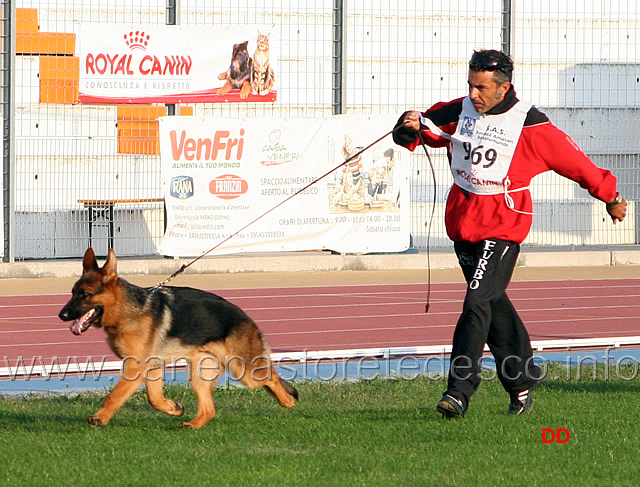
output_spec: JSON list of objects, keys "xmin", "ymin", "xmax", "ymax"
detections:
[{"xmin": 450, "ymin": 97, "xmax": 531, "ymax": 195}]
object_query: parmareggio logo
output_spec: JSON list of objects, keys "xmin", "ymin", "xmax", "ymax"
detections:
[
  {"xmin": 260, "ymin": 129, "xmax": 300, "ymax": 166},
  {"xmin": 170, "ymin": 176, "xmax": 194, "ymax": 199}
]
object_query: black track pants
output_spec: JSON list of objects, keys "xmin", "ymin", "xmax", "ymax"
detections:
[{"xmin": 447, "ymin": 239, "xmax": 542, "ymax": 407}]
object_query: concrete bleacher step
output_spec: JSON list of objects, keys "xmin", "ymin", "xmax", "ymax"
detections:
[
  {"xmin": 16, "ymin": 105, "xmax": 117, "ymax": 136},
  {"xmin": 14, "ymin": 56, "xmax": 40, "ymax": 105},
  {"xmin": 15, "ymin": 154, "xmax": 161, "ymax": 211}
]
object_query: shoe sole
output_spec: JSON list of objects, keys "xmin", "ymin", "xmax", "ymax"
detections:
[
  {"xmin": 508, "ymin": 398, "xmax": 534, "ymax": 415},
  {"xmin": 437, "ymin": 400, "xmax": 464, "ymax": 419}
]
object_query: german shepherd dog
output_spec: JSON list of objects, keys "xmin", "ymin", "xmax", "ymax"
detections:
[
  {"xmin": 217, "ymin": 40, "xmax": 252, "ymax": 99},
  {"xmin": 58, "ymin": 248, "xmax": 298, "ymax": 429}
]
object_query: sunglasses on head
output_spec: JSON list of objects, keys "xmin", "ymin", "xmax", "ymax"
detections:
[{"xmin": 469, "ymin": 52, "xmax": 510, "ymax": 73}]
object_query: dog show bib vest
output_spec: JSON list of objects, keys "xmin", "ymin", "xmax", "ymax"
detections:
[
  {"xmin": 449, "ymin": 96, "xmax": 531, "ymax": 195},
  {"xmin": 421, "ymin": 96, "xmax": 534, "ymax": 214}
]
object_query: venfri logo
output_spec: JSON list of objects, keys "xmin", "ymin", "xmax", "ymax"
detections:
[
  {"xmin": 170, "ymin": 176, "xmax": 194, "ymax": 199},
  {"xmin": 542, "ymin": 428, "xmax": 570, "ymax": 444}
]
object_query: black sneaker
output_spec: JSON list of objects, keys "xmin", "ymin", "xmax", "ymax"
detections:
[
  {"xmin": 508, "ymin": 389, "xmax": 533, "ymax": 415},
  {"xmin": 436, "ymin": 394, "xmax": 466, "ymax": 419}
]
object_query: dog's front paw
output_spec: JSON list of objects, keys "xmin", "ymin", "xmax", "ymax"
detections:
[{"xmin": 88, "ymin": 415, "xmax": 107, "ymax": 427}]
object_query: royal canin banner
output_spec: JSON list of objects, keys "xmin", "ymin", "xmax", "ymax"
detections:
[
  {"xmin": 158, "ymin": 116, "xmax": 410, "ymax": 256},
  {"xmin": 78, "ymin": 24, "xmax": 277, "ymax": 104}
]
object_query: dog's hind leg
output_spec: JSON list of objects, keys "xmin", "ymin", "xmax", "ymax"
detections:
[
  {"xmin": 145, "ymin": 363, "xmax": 184, "ymax": 417},
  {"xmin": 224, "ymin": 328, "xmax": 298, "ymax": 408},
  {"xmin": 233, "ymin": 358, "xmax": 297, "ymax": 408}
]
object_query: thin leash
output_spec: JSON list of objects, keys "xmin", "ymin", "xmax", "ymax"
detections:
[
  {"xmin": 417, "ymin": 131, "xmax": 438, "ymax": 313},
  {"xmin": 153, "ymin": 128, "xmax": 395, "ymax": 290}
]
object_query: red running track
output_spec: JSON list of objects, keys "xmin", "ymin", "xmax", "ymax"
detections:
[{"xmin": 1, "ymin": 278, "xmax": 640, "ymax": 369}]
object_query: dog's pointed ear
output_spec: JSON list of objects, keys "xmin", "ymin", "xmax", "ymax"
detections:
[
  {"xmin": 101, "ymin": 248, "xmax": 118, "ymax": 284},
  {"xmin": 82, "ymin": 248, "xmax": 99, "ymax": 274}
]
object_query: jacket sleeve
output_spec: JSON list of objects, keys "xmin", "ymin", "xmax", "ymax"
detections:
[
  {"xmin": 392, "ymin": 112, "xmax": 420, "ymax": 150},
  {"xmin": 392, "ymin": 107, "xmax": 454, "ymax": 152},
  {"xmin": 531, "ymin": 122, "xmax": 618, "ymax": 203}
]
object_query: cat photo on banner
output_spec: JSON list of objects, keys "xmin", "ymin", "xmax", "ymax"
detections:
[{"xmin": 217, "ymin": 29, "xmax": 276, "ymax": 101}]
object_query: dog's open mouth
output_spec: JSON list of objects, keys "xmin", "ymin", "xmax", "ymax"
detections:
[{"xmin": 70, "ymin": 308, "xmax": 101, "ymax": 335}]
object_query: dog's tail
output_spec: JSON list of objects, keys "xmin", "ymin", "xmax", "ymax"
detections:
[
  {"xmin": 256, "ymin": 329, "xmax": 298, "ymax": 401},
  {"xmin": 280, "ymin": 379, "xmax": 299, "ymax": 401}
]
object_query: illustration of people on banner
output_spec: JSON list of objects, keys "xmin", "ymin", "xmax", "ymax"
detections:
[{"xmin": 329, "ymin": 135, "xmax": 400, "ymax": 214}]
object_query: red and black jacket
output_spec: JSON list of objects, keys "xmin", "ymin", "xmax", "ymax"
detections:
[{"xmin": 393, "ymin": 86, "xmax": 618, "ymax": 244}]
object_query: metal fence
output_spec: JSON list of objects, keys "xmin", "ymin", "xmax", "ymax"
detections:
[{"xmin": 2, "ymin": 0, "xmax": 639, "ymax": 259}]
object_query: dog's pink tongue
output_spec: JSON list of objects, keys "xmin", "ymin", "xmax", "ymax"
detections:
[{"xmin": 70, "ymin": 310, "xmax": 93, "ymax": 335}]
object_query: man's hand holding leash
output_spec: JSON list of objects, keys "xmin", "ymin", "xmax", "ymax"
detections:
[{"xmin": 402, "ymin": 111, "xmax": 421, "ymax": 132}]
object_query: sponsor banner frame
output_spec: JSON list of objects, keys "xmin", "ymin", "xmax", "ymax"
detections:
[
  {"xmin": 78, "ymin": 24, "xmax": 277, "ymax": 104},
  {"xmin": 159, "ymin": 116, "xmax": 410, "ymax": 256}
]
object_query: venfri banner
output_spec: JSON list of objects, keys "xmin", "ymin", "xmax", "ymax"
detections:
[
  {"xmin": 78, "ymin": 24, "xmax": 277, "ymax": 103},
  {"xmin": 159, "ymin": 116, "xmax": 410, "ymax": 256}
]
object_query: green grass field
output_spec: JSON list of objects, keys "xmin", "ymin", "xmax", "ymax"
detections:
[{"xmin": 1, "ymin": 364, "xmax": 639, "ymax": 486}]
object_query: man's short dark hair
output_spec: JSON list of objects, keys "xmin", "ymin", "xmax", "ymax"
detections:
[{"xmin": 469, "ymin": 49, "xmax": 513, "ymax": 84}]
